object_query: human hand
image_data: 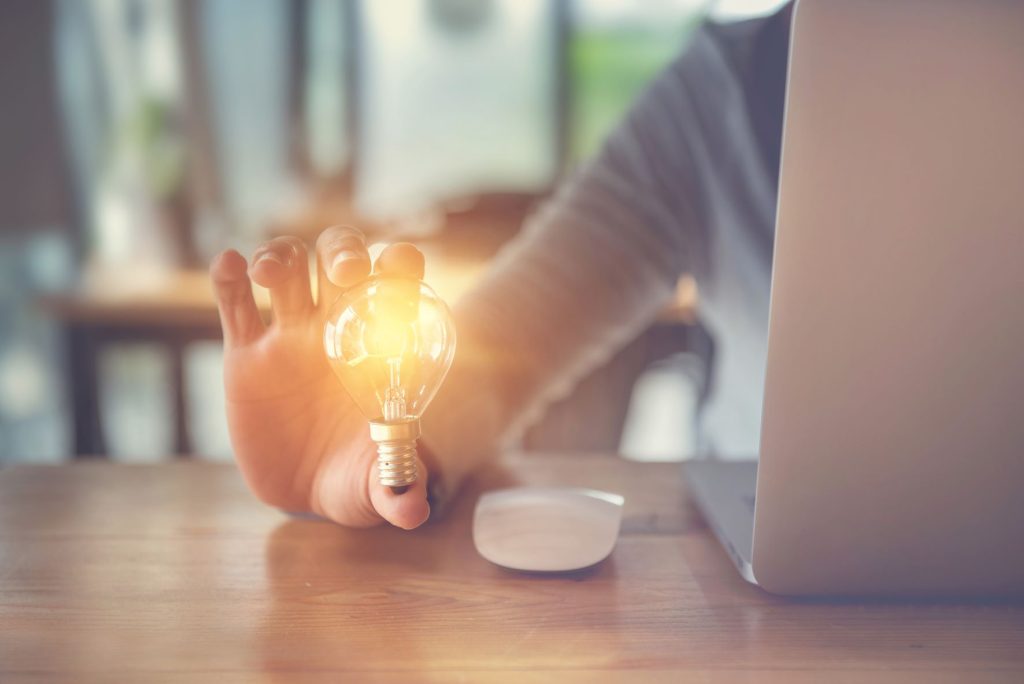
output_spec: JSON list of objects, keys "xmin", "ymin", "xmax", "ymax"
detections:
[{"xmin": 210, "ymin": 226, "xmax": 431, "ymax": 529}]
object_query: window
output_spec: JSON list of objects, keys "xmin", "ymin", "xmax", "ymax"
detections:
[{"xmin": 569, "ymin": 0, "xmax": 705, "ymax": 162}]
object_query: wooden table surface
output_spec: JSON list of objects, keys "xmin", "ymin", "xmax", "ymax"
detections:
[{"xmin": 1, "ymin": 455, "xmax": 1021, "ymax": 683}]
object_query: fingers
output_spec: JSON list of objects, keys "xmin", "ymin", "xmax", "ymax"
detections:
[
  {"xmin": 249, "ymin": 236, "xmax": 313, "ymax": 327},
  {"xmin": 375, "ymin": 242, "xmax": 425, "ymax": 280},
  {"xmin": 210, "ymin": 249, "xmax": 264, "ymax": 348},
  {"xmin": 245, "ymin": 232, "xmax": 423, "ymax": 322},
  {"xmin": 368, "ymin": 456, "xmax": 431, "ymax": 530},
  {"xmin": 315, "ymin": 225, "xmax": 371, "ymax": 311}
]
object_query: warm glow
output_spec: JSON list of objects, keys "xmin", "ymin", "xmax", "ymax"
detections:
[{"xmin": 324, "ymin": 277, "xmax": 456, "ymax": 423}]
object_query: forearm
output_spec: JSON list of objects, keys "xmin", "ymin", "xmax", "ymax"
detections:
[
  {"xmin": 422, "ymin": 52, "xmax": 707, "ymax": 493},
  {"xmin": 423, "ymin": 165, "xmax": 696, "ymax": 492}
]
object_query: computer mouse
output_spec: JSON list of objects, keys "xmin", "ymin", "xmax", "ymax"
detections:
[{"xmin": 472, "ymin": 487, "xmax": 625, "ymax": 572}]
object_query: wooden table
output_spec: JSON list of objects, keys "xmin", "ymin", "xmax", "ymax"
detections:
[
  {"xmin": 40, "ymin": 259, "xmax": 699, "ymax": 458},
  {"xmin": 5, "ymin": 454, "xmax": 1018, "ymax": 682},
  {"xmin": 39, "ymin": 256, "xmax": 489, "ymax": 457}
]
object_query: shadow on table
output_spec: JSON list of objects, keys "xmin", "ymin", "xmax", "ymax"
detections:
[{"xmin": 254, "ymin": 460, "xmax": 630, "ymax": 678}]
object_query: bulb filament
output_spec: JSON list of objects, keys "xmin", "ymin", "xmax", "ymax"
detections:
[{"xmin": 382, "ymin": 357, "xmax": 406, "ymax": 422}]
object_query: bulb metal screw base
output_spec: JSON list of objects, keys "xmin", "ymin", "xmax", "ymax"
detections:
[{"xmin": 369, "ymin": 419, "xmax": 420, "ymax": 491}]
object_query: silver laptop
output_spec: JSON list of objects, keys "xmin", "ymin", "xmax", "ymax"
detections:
[{"xmin": 685, "ymin": 0, "xmax": 1024, "ymax": 596}]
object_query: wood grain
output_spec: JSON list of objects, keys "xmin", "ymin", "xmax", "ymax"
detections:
[{"xmin": 0, "ymin": 454, "xmax": 1021, "ymax": 682}]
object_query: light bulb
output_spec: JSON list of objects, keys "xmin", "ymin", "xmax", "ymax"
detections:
[{"xmin": 323, "ymin": 276, "xmax": 456, "ymax": 492}]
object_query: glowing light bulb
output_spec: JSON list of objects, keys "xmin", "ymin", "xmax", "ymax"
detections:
[{"xmin": 324, "ymin": 276, "xmax": 456, "ymax": 491}]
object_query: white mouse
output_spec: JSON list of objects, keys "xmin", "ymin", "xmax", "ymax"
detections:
[{"xmin": 472, "ymin": 487, "xmax": 625, "ymax": 572}]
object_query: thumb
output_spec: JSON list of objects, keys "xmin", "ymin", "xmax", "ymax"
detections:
[
  {"xmin": 367, "ymin": 455, "xmax": 431, "ymax": 530},
  {"xmin": 313, "ymin": 437, "xmax": 431, "ymax": 530}
]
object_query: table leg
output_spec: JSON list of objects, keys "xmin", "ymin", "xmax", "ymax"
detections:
[
  {"xmin": 169, "ymin": 338, "xmax": 191, "ymax": 457},
  {"xmin": 68, "ymin": 325, "xmax": 106, "ymax": 457}
]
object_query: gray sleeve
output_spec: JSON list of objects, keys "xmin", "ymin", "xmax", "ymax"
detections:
[{"xmin": 422, "ymin": 44, "xmax": 711, "ymax": 480}]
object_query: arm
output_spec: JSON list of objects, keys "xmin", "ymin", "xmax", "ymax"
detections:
[
  {"xmin": 423, "ymin": 54, "xmax": 708, "ymax": 493},
  {"xmin": 210, "ymin": 51, "xmax": 708, "ymax": 528}
]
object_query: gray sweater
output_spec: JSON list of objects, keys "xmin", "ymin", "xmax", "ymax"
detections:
[{"xmin": 425, "ymin": 11, "xmax": 791, "ymax": 471}]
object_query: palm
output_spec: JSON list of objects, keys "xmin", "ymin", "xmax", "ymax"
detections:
[
  {"xmin": 226, "ymin": 324, "xmax": 376, "ymax": 523},
  {"xmin": 210, "ymin": 231, "xmax": 430, "ymax": 529}
]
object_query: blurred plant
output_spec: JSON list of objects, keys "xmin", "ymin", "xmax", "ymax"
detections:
[
  {"xmin": 90, "ymin": 93, "xmax": 201, "ymax": 269},
  {"xmin": 112, "ymin": 96, "xmax": 185, "ymax": 203},
  {"xmin": 570, "ymin": 2, "xmax": 706, "ymax": 161}
]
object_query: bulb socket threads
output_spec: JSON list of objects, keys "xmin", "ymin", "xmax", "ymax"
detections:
[
  {"xmin": 370, "ymin": 419, "xmax": 420, "ymax": 490},
  {"xmin": 376, "ymin": 441, "xmax": 417, "ymax": 491}
]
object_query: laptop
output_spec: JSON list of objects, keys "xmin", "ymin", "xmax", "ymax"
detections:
[{"xmin": 684, "ymin": 0, "xmax": 1024, "ymax": 596}]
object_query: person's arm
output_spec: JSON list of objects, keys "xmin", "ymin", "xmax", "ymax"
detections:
[
  {"xmin": 423, "ymin": 52, "xmax": 709, "ymax": 498},
  {"xmin": 210, "ymin": 47, "xmax": 710, "ymax": 529}
]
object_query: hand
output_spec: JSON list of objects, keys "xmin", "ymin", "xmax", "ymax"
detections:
[{"xmin": 210, "ymin": 226, "xmax": 431, "ymax": 529}]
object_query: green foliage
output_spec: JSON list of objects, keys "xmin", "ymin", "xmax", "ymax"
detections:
[
  {"xmin": 114, "ymin": 97, "xmax": 185, "ymax": 201},
  {"xmin": 570, "ymin": 17, "xmax": 702, "ymax": 162}
]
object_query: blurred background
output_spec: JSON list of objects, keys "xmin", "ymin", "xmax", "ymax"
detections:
[{"xmin": 0, "ymin": 0, "xmax": 786, "ymax": 465}]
